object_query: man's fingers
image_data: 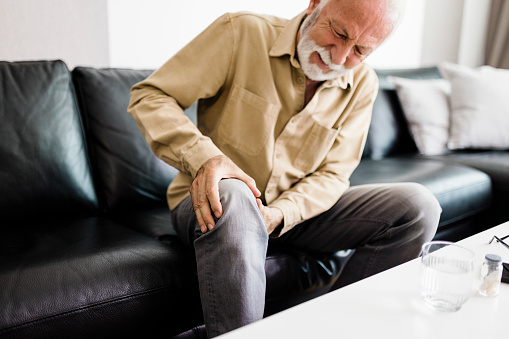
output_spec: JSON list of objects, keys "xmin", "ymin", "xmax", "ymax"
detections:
[
  {"xmin": 201, "ymin": 203, "xmax": 215, "ymax": 231},
  {"xmin": 194, "ymin": 200, "xmax": 215, "ymax": 232},
  {"xmin": 191, "ymin": 178, "xmax": 216, "ymax": 233},
  {"xmin": 237, "ymin": 174, "xmax": 261, "ymax": 198},
  {"xmin": 191, "ymin": 193, "xmax": 208, "ymax": 233},
  {"xmin": 190, "ymin": 155, "xmax": 260, "ymax": 230},
  {"xmin": 256, "ymin": 198, "xmax": 263, "ymax": 211},
  {"xmin": 205, "ymin": 182, "xmax": 223, "ymax": 220},
  {"xmin": 194, "ymin": 209, "xmax": 207, "ymax": 233}
]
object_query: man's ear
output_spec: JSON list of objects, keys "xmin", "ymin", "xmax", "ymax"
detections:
[{"xmin": 307, "ymin": 0, "xmax": 322, "ymax": 15}]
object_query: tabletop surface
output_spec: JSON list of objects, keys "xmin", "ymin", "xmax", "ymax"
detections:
[{"xmin": 220, "ymin": 222, "xmax": 509, "ymax": 338}]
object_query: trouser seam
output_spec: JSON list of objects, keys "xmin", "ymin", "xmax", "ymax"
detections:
[
  {"xmin": 362, "ymin": 245, "xmax": 380, "ymax": 279},
  {"xmin": 207, "ymin": 264, "xmax": 217, "ymax": 333}
]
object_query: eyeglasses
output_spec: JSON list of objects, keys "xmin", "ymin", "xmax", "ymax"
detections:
[{"xmin": 489, "ymin": 234, "xmax": 509, "ymax": 250}]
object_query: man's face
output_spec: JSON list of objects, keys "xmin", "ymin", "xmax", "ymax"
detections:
[{"xmin": 297, "ymin": 0, "xmax": 394, "ymax": 81}]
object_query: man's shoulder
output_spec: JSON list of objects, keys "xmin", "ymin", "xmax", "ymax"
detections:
[
  {"xmin": 221, "ymin": 12, "xmax": 290, "ymax": 49},
  {"xmin": 351, "ymin": 62, "xmax": 379, "ymax": 90},
  {"xmin": 225, "ymin": 11, "xmax": 289, "ymax": 30},
  {"xmin": 353, "ymin": 63, "xmax": 377, "ymax": 81}
]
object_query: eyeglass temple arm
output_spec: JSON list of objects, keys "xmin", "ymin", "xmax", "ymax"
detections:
[{"xmin": 490, "ymin": 235, "xmax": 509, "ymax": 250}]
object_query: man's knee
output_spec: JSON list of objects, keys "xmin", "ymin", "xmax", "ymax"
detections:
[
  {"xmin": 403, "ymin": 183, "xmax": 441, "ymax": 218},
  {"xmin": 215, "ymin": 179, "xmax": 267, "ymax": 236},
  {"xmin": 218, "ymin": 179, "xmax": 261, "ymax": 215},
  {"xmin": 218, "ymin": 178, "xmax": 255, "ymax": 202},
  {"xmin": 398, "ymin": 183, "xmax": 441, "ymax": 239}
]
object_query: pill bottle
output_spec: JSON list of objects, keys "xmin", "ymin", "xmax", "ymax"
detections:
[{"xmin": 479, "ymin": 254, "xmax": 503, "ymax": 297}]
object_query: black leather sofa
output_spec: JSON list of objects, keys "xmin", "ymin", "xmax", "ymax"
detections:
[
  {"xmin": 0, "ymin": 60, "xmax": 351, "ymax": 339},
  {"xmin": 353, "ymin": 67, "xmax": 509, "ymax": 241},
  {"xmin": 1, "ymin": 60, "xmax": 507, "ymax": 338}
]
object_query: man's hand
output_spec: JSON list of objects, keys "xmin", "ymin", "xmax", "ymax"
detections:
[
  {"xmin": 190, "ymin": 155, "xmax": 260, "ymax": 233},
  {"xmin": 256, "ymin": 199, "xmax": 283, "ymax": 235}
]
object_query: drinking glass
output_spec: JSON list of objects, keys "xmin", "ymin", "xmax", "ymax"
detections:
[{"xmin": 419, "ymin": 241, "xmax": 475, "ymax": 312}]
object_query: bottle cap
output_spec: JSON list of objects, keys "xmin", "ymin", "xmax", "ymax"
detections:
[{"xmin": 485, "ymin": 254, "xmax": 502, "ymax": 263}]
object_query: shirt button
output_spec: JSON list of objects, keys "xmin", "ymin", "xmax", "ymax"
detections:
[
  {"xmin": 296, "ymin": 76, "xmax": 304, "ymax": 84},
  {"xmin": 291, "ymin": 118, "xmax": 297, "ymax": 124},
  {"xmin": 276, "ymin": 152, "xmax": 282, "ymax": 159}
]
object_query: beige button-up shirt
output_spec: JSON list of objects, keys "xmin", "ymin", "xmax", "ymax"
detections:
[{"xmin": 128, "ymin": 11, "xmax": 378, "ymax": 237}]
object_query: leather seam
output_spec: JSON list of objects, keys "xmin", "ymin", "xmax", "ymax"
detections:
[
  {"xmin": 432, "ymin": 180, "xmax": 491, "ymax": 197},
  {"xmin": 0, "ymin": 285, "xmax": 174, "ymax": 334}
]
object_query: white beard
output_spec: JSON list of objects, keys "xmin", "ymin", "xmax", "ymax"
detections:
[{"xmin": 297, "ymin": 5, "xmax": 353, "ymax": 81}]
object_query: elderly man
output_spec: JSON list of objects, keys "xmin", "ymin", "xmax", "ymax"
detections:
[{"xmin": 128, "ymin": 0, "xmax": 440, "ymax": 337}]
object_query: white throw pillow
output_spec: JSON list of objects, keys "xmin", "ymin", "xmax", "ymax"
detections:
[
  {"xmin": 439, "ymin": 62, "xmax": 509, "ymax": 150},
  {"xmin": 387, "ymin": 76, "xmax": 451, "ymax": 155}
]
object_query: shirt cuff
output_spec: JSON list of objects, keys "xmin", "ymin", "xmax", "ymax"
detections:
[
  {"xmin": 268, "ymin": 199, "xmax": 302, "ymax": 237},
  {"xmin": 183, "ymin": 137, "xmax": 224, "ymax": 178}
]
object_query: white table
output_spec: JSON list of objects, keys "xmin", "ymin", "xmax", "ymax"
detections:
[{"xmin": 220, "ymin": 222, "xmax": 509, "ymax": 338}]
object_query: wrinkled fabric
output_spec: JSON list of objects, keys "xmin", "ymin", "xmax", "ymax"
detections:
[{"xmin": 128, "ymin": 11, "xmax": 378, "ymax": 236}]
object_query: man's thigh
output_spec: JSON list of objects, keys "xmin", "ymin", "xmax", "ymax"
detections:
[
  {"xmin": 271, "ymin": 183, "xmax": 438, "ymax": 253},
  {"xmin": 171, "ymin": 194, "xmax": 198, "ymax": 248}
]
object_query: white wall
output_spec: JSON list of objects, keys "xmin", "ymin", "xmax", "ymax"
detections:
[
  {"xmin": 107, "ymin": 0, "xmax": 307, "ymax": 69},
  {"xmin": 0, "ymin": 0, "xmax": 109, "ymax": 69},
  {"xmin": 107, "ymin": 0, "xmax": 427, "ymax": 70},
  {"xmin": 458, "ymin": 0, "xmax": 492, "ymax": 67},
  {"xmin": 421, "ymin": 0, "xmax": 465, "ymax": 66},
  {"xmin": 0, "ymin": 0, "xmax": 494, "ymax": 71},
  {"xmin": 421, "ymin": 0, "xmax": 492, "ymax": 67},
  {"xmin": 366, "ymin": 0, "xmax": 426, "ymax": 69}
]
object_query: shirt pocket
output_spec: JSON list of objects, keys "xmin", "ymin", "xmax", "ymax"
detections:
[
  {"xmin": 218, "ymin": 86, "xmax": 280, "ymax": 156},
  {"xmin": 294, "ymin": 122, "xmax": 340, "ymax": 173}
]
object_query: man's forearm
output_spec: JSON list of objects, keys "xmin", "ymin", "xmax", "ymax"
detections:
[{"xmin": 128, "ymin": 86, "xmax": 224, "ymax": 177}]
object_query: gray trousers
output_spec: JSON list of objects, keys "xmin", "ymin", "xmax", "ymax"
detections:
[{"xmin": 172, "ymin": 179, "xmax": 441, "ymax": 338}]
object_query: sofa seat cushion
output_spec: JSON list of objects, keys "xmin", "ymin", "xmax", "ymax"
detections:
[
  {"xmin": 426, "ymin": 150, "xmax": 509, "ymax": 221},
  {"xmin": 427, "ymin": 151, "xmax": 509, "ymax": 194},
  {"xmin": 350, "ymin": 158, "xmax": 492, "ymax": 227},
  {"xmin": 112, "ymin": 205, "xmax": 354, "ymax": 316},
  {"xmin": 0, "ymin": 217, "xmax": 202, "ymax": 338},
  {"xmin": 112, "ymin": 205, "xmax": 176, "ymax": 239}
]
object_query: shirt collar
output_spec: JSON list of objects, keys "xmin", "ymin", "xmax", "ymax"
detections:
[
  {"xmin": 269, "ymin": 11, "xmax": 305, "ymax": 66},
  {"xmin": 269, "ymin": 11, "xmax": 352, "ymax": 90}
]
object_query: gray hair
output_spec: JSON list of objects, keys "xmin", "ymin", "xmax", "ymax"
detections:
[
  {"xmin": 385, "ymin": 0, "xmax": 406, "ymax": 27},
  {"xmin": 317, "ymin": 0, "xmax": 406, "ymax": 26}
]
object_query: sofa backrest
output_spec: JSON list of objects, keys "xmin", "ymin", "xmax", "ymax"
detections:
[
  {"xmin": 72, "ymin": 67, "xmax": 183, "ymax": 215},
  {"xmin": 363, "ymin": 67, "xmax": 442, "ymax": 159},
  {"xmin": 0, "ymin": 60, "xmax": 98, "ymax": 223}
]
